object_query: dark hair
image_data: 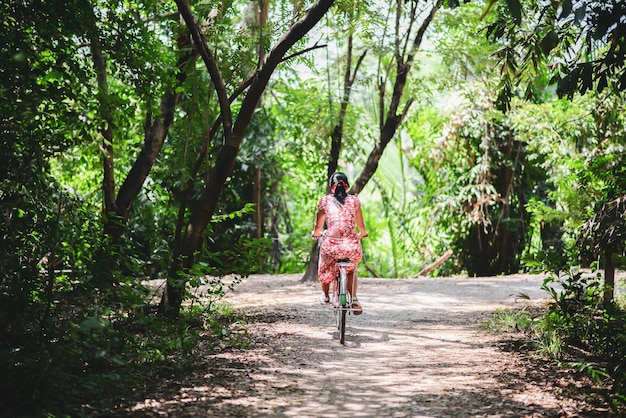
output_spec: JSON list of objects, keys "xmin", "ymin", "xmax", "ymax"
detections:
[{"xmin": 329, "ymin": 172, "xmax": 349, "ymax": 204}]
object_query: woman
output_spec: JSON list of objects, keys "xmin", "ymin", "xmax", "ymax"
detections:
[{"xmin": 312, "ymin": 172, "xmax": 368, "ymax": 314}]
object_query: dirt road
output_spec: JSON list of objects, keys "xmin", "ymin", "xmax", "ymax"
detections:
[{"xmin": 121, "ymin": 274, "xmax": 607, "ymax": 417}]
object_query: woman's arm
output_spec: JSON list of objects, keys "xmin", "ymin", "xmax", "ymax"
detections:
[
  {"xmin": 355, "ymin": 206, "xmax": 368, "ymax": 238},
  {"xmin": 312, "ymin": 209, "xmax": 325, "ymax": 238}
]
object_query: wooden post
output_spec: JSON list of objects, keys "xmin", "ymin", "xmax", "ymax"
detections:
[{"xmin": 415, "ymin": 250, "xmax": 453, "ymax": 278}]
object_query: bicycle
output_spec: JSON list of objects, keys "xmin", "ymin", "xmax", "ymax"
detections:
[{"xmin": 332, "ymin": 258, "xmax": 357, "ymax": 344}]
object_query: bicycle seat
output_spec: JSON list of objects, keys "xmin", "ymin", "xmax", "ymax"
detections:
[{"xmin": 336, "ymin": 259, "xmax": 354, "ymax": 269}]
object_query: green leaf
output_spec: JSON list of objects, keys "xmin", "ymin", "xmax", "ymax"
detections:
[
  {"xmin": 506, "ymin": 0, "xmax": 522, "ymax": 25},
  {"xmin": 579, "ymin": 63, "xmax": 593, "ymax": 95},
  {"xmin": 559, "ymin": 0, "xmax": 572, "ymax": 19},
  {"xmin": 540, "ymin": 30, "xmax": 559, "ymax": 56},
  {"xmin": 79, "ymin": 316, "xmax": 107, "ymax": 332}
]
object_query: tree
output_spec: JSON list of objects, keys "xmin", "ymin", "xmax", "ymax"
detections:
[
  {"xmin": 351, "ymin": 0, "xmax": 443, "ymax": 194},
  {"xmin": 91, "ymin": 5, "xmax": 197, "ymax": 246},
  {"xmin": 1, "ymin": 0, "xmax": 341, "ymax": 320},
  {"xmin": 485, "ymin": 0, "xmax": 626, "ymax": 298},
  {"xmin": 579, "ymin": 195, "xmax": 626, "ymax": 304}
]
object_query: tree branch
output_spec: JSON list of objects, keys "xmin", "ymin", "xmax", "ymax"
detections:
[
  {"xmin": 186, "ymin": 0, "xmax": 337, "ymax": 245},
  {"xmin": 175, "ymin": 0, "xmax": 233, "ymax": 138},
  {"xmin": 351, "ymin": 0, "xmax": 442, "ymax": 195},
  {"xmin": 282, "ymin": 43, "xmax": 328, "ymax": 63}
]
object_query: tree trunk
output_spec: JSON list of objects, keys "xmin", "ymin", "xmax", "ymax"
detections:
[
  {"xmin": 303, "ymin": 240, "xmax": 321, "ymax": 282},
  {"xmin": 251, "ymin": 0, "xmax": 268, "ymax": 242},
  {"xmin": 604, "ymin": 250, "xmax": 615, "ymax": 305},
  {"xmin": 269, "ymin": 177, "xmax": 283, "ymax": 270},
  {"xmin": 92, "ymin": 21, "xmax": 196, "ymax": 245},
  {"xmin": 88, "ymin": 27, "xmax": 117, "ymax": 238},
  {"xmin": 88, "ymin": 8, "xmax": 196, "ymax": 286},
  {"xmin": 352, "ymin": 1, "xmax": 440, "ymax": 194}
]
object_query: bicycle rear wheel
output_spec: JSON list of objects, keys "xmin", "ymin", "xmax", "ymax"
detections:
[
  {"xmin": 338, "ymin": 267, "xmax": 348, "ymax": 344},
  {"xmin": 339, "ymin": 308, "xmax": 346, "ymax": 344}
]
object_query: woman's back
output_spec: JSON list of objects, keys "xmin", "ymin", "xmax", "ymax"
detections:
[{"xmin": 318, "ymin": 194, "xmax": 360, "ymax": 238}]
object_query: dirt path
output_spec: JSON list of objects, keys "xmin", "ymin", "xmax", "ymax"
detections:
[{"xmin": 120, "ymin": 274, "xmax": 608, "ymax": 417}]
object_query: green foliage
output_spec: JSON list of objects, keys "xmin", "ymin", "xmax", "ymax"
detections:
[
  {"xmin": 432, "ymin": 1, "xmax": 499, "ymax": 84},
  {"xmin": 487, "ymin": 246, "xmax": 626, "ymax": 413},
  {"xmin": 196, "ymin": 234, "xmax": 271, "ymax": 280},
  {"xmin": 263, "ymin": 75, "xmax": 338, "ymax": 273},
  {"xmin": 408, "ymin": 88, "xmax": 550, "ymax": 276},
  {"xmin": 484, "ymin": 0, "xmax": 626, "ymax": 108},
  {"xmin": 358, "ymin": 140, "xmax": 430, "ymax": 278},
  {"xmin": 1, "ymin": 4, "xmax": 269, "ymax": 414},
  {"xmin": 0, "ymin": 171, "xmax": 159, "ymax": 416},
  {"xmin": 483, "ymin": 307, "xmax": 534, "ymax": 333},
  {"xmin": 1, "ymin": 230, "xmax": 246, "ymax": 417},
  {"xmin": 521, "ymin": 252, "xmax": 626, "ymax": 413}
]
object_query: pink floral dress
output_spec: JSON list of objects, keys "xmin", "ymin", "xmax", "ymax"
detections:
[{"xmin": 317, "ymin": 194, "xmax": 363, "ymax": 285}]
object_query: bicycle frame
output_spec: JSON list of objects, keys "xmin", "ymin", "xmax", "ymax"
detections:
[
  {"xmin": 333, "ymin": 261, "xmax": 355, "ymax": 307},
  {"xmin": 333, "ymin": 260, "xmax": 356, "ymax": 344}
]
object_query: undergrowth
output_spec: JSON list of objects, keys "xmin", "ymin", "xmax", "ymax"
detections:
[
  {"xmin": 485, "ymin": 262, "xmax": 626, "ymax": 415},
  {"xmin": 1, "ymin": 298, "xmax": 248, "ymax": 418}
]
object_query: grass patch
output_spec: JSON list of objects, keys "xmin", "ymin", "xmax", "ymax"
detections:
[{"xmin": 483, "ymin": 306, "xmax": 537, "ymax": 334}]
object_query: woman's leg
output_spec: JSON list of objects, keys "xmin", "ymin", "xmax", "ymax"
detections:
[
  {"xmin": 318, "ymin": 243, "xmax": 333, "ymax": 301},
  {"xmin": 321, "ymin": 281, "xmax": 331, "ymax": 298},
  {"xmin": 347, "ymin": 271, "xmax": 357, "ymax": 298},
  {"xmin": 349, "ymin": 270, "xmax": 362, "ymax": 314}
]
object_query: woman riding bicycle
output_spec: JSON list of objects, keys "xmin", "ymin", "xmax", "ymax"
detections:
[{"xmin": 312, "ymin": 172, "xmax": 368, "ymax": 314}]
